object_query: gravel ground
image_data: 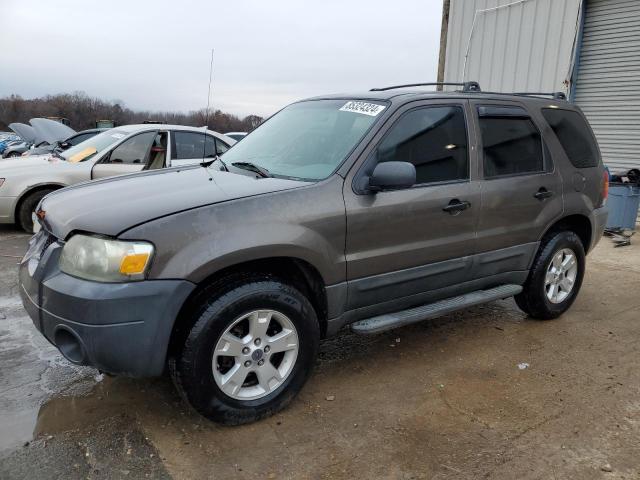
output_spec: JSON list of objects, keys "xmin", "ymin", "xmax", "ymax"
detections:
[{"xmin": 1, "ymin": 224, "xmax": 639, "ymax": 479}]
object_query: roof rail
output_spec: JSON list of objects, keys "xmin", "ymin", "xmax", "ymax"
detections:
[
  {"xmin": 370, "ymin": 81, "xmax": 481, "ymax": 92},
  {"xmin": 511, "ymin": 91, "xmax": 567, "ymax": 100}
]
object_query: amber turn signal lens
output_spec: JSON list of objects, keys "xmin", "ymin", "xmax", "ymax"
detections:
[{"xmin": 119, "ymin": 253, "xmax": 151, "ymax": 275}]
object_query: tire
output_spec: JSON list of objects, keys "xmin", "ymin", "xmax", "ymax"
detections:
[
  {"xmin": 172, "ymin": 276, "xmax": 319, "ymax": 425},
  {"xmin": 515, "ymin": 230, "xmax": 585, "ymax": 320},
  {"xmin": 17, "ymin": 189, "xmax": 55, "ymax": 233}
]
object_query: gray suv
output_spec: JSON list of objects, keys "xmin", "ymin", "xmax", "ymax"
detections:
[{"xmin": 19, "ymin": 82, "xmax": 608, "ymax": 424}]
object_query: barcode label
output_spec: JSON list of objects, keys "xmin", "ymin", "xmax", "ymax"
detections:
[{"xmin": 339, "ymin": 101, "xmax": 386, "ymax": 116}]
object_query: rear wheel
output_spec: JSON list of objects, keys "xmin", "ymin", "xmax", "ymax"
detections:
[
  {"xmin": 6, "ymin": 151, "xmax": 21, "ymax": 158},
  {"xmin": 172, "ymin": 277, "xmax": 319, "ymax": 425},
  {"xmin": 515, "ymin": 231, "xmax": 585, "ymax": 319},
  {"xmin": 17, "ymin": 189, "xmax": 55, "ymax": 233}
]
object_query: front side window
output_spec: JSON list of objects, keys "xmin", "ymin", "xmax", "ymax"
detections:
[
  {"xmin": 219, "ymin": 99, "xmax": 385, "ymax": 181},
  {"xmin": 542, "ymin": 108, "xmax": 599, "ymax": 168},
  {"xmin": 478, "ymin": 107, "xmax": 543, "ymax": 178},
  {"xmin": 106, "ymin": 131, "xmax": 156, "ymax": 164},
  {"xmin": 376, "ymin": 106, "xmax": 469, "ymax": 184},
  {"xmin": 173, "ymin": 131, "xmax": 217, "ymax": 159}
]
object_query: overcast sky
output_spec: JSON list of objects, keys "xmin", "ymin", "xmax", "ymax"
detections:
[{"xmin": 1, "ymin": 0, "xmax": 443, "ymax": 118}]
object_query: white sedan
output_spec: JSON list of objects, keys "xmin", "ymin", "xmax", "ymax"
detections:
[{"xmin": 0, "ymin": 124, "xmax": 235, "ymax": 231}]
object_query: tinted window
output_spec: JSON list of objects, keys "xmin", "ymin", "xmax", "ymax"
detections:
[
  {"xmin": 108, "ymin": 131, "xmax": 156, "ymax": 164},
  {"xmin": 542, "ymin": 108, "xmax": 599, "ymax": 168},
  {"xmin": 173, "ymin": 131, "xmax": 217, "ymax": 159},
  {"xmin": 68, "ymin": 133, "xmax": 94, "ymax": 145},
  {"xmin": 479, "ymin": 111, "xmax": 543, "ymax": 177},
  {"xmin": 376, "ymin": 106, "xmax": 468, "ymax": 184}
]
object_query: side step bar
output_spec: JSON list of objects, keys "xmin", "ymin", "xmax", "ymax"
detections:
[{"xmin": 350, "ymin": 284, "xmax": 523, "ymax": 335}]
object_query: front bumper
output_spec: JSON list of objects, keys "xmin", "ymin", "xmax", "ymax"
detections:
[
  {"xmin": 19, "ymin": 231, "xmax": 195, "ymax": 376},
  {"xmin": 0, "ymin": 196, "xmax": 17, "ymax": 224}
]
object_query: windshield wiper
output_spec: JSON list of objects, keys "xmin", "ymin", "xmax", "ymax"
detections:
[{"xmin": 231, "ymin": 161, "xmax": 271, "ymax": 178}]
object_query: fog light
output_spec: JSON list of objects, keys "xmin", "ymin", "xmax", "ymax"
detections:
[{"xmin": 54, "ymin": 327, "xmax": 86, "ymax": 364}]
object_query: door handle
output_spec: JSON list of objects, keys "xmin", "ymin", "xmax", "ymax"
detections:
[
  {"xmin": 534, "ymin": 188, "xmax": 553, "ymax": 200},
  {"xmin": 443, "ymin": 199, "xmax": 471, "ymax": 214}
]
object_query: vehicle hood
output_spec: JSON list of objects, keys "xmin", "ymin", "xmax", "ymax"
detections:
[
  {"xmin": 9, "ymin": 123, "xmax": 37, "ymax": 143},
  {"xmin": 30, "ymin": 118, "xmax": 76, "ymax": 144},
  {"xmin": 0, "ymin": 154, "xmax": 63, "ymax": 171},
  {"xmin": 40, "ymin": 166, "xmax": 309, "ymax": 239}
]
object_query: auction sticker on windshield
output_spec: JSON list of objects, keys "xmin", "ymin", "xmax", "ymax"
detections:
[{"xmin": 339, "ymin": 101, "xmax": 386, "ymax": 116}]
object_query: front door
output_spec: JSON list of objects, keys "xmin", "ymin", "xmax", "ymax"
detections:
[
  {"xmin": 343, "ymin": 101, "xmax": 480, "ymax": 311},
  {"xmin": 91, "ymin": 131, "xmax": 157, "ymax": 179},
  {"xmin": 470, "ymin": 101, "xmax": 563, "ymax": 276}
]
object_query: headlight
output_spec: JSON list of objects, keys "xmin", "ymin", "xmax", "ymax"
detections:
[{"xmin": 59, "ymin": 234, "xmax": 154, "ymax": 282}]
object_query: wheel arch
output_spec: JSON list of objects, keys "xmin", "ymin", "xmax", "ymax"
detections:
[
  {"xmin": 540, "ymin": 214, "xmax": 592, "ymax": 253},
  {"xmin": 167, "ymin": 256, "xmax": 328, "ymax": 359},
  {"xmin": 14, "ymin": 183, "xmax": 66, "ymax": 223}
]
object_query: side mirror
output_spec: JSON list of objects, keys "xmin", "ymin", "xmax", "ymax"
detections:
[
  {"xmin": 369, "ymin": 161, "xmax": 416, "ymax": 192},
  {"xmin": 59, "ymin": 141, "xmax": 71, "ymax": 150}
]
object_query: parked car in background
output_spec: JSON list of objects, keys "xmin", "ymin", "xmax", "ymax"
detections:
[
  {"xmin": 224, "ymin": 131, "xmax": 247, "ymax": 141},
  {"xmin": 18, "ymin": 85, "xmax": 607, "ymax": 425},
  {"xmin": 24, "ymin": 128, "xmax": 107, "ymax": 157},
  {"xmin": 2, "ymin": 123, "xmax": 37, "ymax": 157},
  {"xmin": 2, "ymin": 140, "xmax": 32, "ymax": 158},
  {"xmin": 0, "ymin": 124, "xmax": 234, "ymax": 231},
  {"xmin": 0, "ymin": 132, "xmax": 20, "ymax": 153},
  {"xmin": 3, "ymin": 119, "xmax": 76, "ymax": 158}
]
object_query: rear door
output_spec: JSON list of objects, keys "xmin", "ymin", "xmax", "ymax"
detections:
[
  {"xmin": 343, "ymin": 100, "xmax": 481, "ymax": 311},
  {"xmin": 470, "ymin": 101, "xmax": 563, "ymax": 276},
  {"xmin": 169, "ymin": 131, "xmax": 230, "ymax": 167},
  {"xmin": 91, "ymin": 131, "xmax": 157, "ymax": 179}
]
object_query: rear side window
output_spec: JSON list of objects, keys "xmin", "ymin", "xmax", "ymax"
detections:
[
  {"xmin": 542, "ymin": 108, "xmax": 599, "ymax": 168},
  {"xmin": 478, "ymin": 107, "xmax": 543, "ymax": 178},
  {"xmin": 376, "ymin": 106, "xmax": 468, "ymax": 184}
]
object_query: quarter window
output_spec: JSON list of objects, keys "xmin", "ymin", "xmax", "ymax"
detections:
[
  {"xmin": 478, "ymin": 108, "xmax": 543, "ymax": 177},
  {"xmin": 542, "ymin": 108, "xmax": 599, "ymax": 168},
  {"xmin": 376, "ymin": 106, "xmax": 469, "ymax": 184}
]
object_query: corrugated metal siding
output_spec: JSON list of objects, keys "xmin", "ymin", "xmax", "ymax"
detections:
[
  {"xmin": 574, "ymin": 0, "xmax": 640, "ymax": 174},
  {"xmin": 443, "ymin": 0, "xmax": 581, "ymax": 93}
]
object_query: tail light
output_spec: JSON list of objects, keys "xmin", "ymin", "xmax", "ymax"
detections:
[{"xmin": 601, "ymin": 170, "xmax": 609, "ymax": 207}]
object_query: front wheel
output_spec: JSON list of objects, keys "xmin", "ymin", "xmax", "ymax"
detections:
[
  {"xmin": 172, "ymin": 278, "xmax": 319, "ymax": 425},
  {"xmin": 17, "ymin": 189, "xmax": 55, "ymax": 233},
  {"xmin": 515, "ymin": 231, "xmax": 586, "ymax": 319}
]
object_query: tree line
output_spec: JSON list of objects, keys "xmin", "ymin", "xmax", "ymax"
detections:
[{"xmin": 0, "ymin": 92, "xmax": 263, "ymax": 134}]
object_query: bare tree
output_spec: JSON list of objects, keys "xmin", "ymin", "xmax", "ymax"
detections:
[{"xmin": 0, "ymin": 92, "xmax": 264, "ymax": 134}]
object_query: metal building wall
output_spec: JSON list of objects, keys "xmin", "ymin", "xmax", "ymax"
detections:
[
  {"xmin": 574, "ymin": 0, "xmax": 640, "ymax": 173},
  {"xmin": 443, "ymin": 0, "xmax": 581, "ymax": 93}
]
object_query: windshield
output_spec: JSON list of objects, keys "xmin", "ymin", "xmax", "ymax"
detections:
[
  {"xmin": 62, "ymin": 129, "xmax": 128, "ymax": 162},
  {"xmin": 221, "ymin": 99, "xmax": 386, "ymax": 181}
]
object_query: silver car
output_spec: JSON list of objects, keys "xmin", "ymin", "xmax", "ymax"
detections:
[{"xmin": 0, "ymin": 124, "xmax": 235, "ymax": 231}]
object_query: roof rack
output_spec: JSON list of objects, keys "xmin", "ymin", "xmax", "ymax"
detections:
[
  {"xmin": 370, "ymin": 81, "xmax": 481, "ymax": 92},
  {"xmin": 511, "ymin": 92, "xmax": 567, "ymax": 100}
]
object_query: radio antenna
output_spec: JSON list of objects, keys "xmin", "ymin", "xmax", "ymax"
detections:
[{"xmin": 203, "ymin": 48, "xmax": 214, "ymax": 163}]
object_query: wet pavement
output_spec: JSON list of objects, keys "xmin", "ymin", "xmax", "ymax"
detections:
[{"xmin": 1, "ymin": 224, "xmax": 640, "ymax": 479}]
